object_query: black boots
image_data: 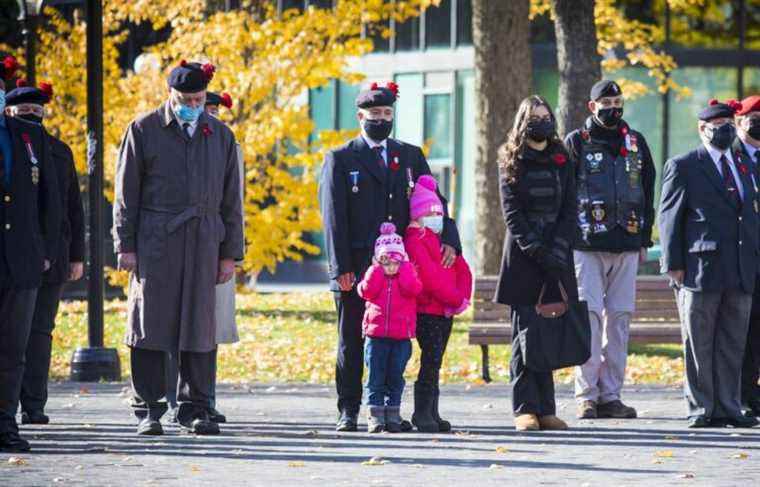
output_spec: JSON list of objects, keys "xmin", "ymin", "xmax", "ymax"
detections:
[
  {"xmin": 412, "ymin": 383, "xmax": 439, "ymax": 433},
  {"xmin": 431, "ymin": 386, "xmax": 451, "ymax": 432}
]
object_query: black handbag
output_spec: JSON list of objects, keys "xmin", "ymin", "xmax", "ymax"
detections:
[{"xmin": 515, "ymin": 282, "xmax": 592, "ymax": 372}]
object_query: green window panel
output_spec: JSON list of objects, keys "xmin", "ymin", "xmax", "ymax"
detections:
[
  {"xmin": 309, "ymin": 81, "xmax": 336, "ymax": 135},
  {"xmin": 394, "ymin": 73, "xmax": 425, "ymax": 146},
  {"xmin": 424, "ymin": 93, "xmax": 452, "ymax": 160},
  {"xmin": 338, "ymin": 81, "xmax": 361, "ymax": 130}
]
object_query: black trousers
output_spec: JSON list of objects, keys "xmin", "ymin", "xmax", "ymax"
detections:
[
  {"xmin": 165, "ymin": 348, "xmax": 218, "ymax": 410},
  {"xmin": 416, "ymin": 314, "xmax": 453, "ymax": 391},
  {"xmin": 0, "ymin": 287, "xmax": 38, "ymax": 434},
  {"xmin": 20, "ymin": 283, "xmax": 63, "ymax": 414},
  {"xmin": 130, "ymin": 347, "xmax": 215, "ymax": 424},
  {"xmin": 742, "ymin": 294, "xmax": 760, "ymax": 405},
  {"xmin": 334, "ymin": 289, "xmax": 365, "ymax": 415},
  {"xmin": 510, "ymin": 306, "xmax": 556, "ymax": 416}
]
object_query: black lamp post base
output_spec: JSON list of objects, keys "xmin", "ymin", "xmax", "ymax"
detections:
[{"xmin": 69, "ymin": 347, "xmax": 121, "ymax": 382}]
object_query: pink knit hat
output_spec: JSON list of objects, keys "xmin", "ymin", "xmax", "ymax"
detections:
[
  {"xmin": 374, "ymin": 222, "xmax": 407, "ymax": 262},
  {"xmin": 410, "ymin": 175, "xmax": 443, "ymax": 220}
]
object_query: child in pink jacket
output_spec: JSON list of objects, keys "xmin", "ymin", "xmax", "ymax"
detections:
[
  {"xmin": 404, "ymin": 175, "xmax": 473, "ymax": 433},
  {"xmin": 357, "ymin": 222, "xmax": 422, "ymax": 433}
]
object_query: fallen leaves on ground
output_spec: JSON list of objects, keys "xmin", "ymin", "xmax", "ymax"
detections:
[
  {"xmin": 7, "ymin": 457, "xmax": 27, "ymax": 466},
  {"xmin": 51, "ymin": 293, "xmax": 685, "ymax": 385},
  {"xmin": 731, "ymin": 452, "xmax": 749, "ymax": 460},
  {"xmin": 362, "ymin": 456, "xmax": 389, "ymax": 466},
  {"xmin": 655, "ymin": 450, "xmax": 674, "ymax": 458},
  {"xmin": 288, "ymin": 461, "xmax": 305, "ymax": 467},
  {"xmin": 495, "ymin": 446, "xmax": 510, "ymax": 454}
]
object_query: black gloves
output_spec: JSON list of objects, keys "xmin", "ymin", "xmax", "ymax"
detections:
[{"xmin": 529, "ymin": 244, "xmax": 568, "ymax": 280}]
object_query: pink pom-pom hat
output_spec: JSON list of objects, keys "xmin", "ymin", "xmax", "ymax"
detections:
[
  {"xmin": 374, "ymin": 222, "xmax": 408, "ymax": 262},
  {"xmin": 410, "ymin": 175, "xmax": 444, "ymax": 220}
]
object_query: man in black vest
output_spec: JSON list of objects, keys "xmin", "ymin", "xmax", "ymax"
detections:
[
  {"xmin": 319, "ymin": 82, "xmax": 461, "ymax": 431},
  {"xmin": 659, "ymin": 99, "xmax": 759, "ymax": 428},
  {"xmin": 4, "ymin": 79, "xmax": 85, "ymax": 425},
  {"xmin": 565, "ymin": 80, "xmax": 656, "ymax": 420},
  {"xmin": 734, "ymin": 95, "xmax": 760, "ymax": 418},
  {"xmin": 0, "ymin": 58, "xmax": 62, "ymax": 452}
]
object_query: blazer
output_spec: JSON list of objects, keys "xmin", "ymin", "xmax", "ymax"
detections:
[{"xmin": 659, "ymin": 145, "xmax": 760, "ymax": 293}]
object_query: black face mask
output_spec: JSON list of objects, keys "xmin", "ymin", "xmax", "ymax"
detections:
[
  {"xmin": 596, "ymin": 107, "xmax": 624, "ymax": 127},
  {"xmin": 18, "ymin": 114, "xmax": 43, "ymax": 125},
  {"xmin": 362, "ymin": 118, "xmax": 393, "ymax": 142},
  {"xmin": 705, "ymin": 123, "xmax": 736, "ymax": 151},
  {"xmin": 526, "ymin": 119, "xmax": 555, "ymax": 142},
  {"xmin": 747, "ymin": 118, "xmax": 760, "ymax": 140}
]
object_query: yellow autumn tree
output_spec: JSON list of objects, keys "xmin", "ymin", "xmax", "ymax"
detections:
[
  {"xmin": 6, "ymin": 0, "xmax": 441, "ymax": 287},
  {"xmin": 530, "ymin": 0, "xmax": 707, "ymax": 99}
]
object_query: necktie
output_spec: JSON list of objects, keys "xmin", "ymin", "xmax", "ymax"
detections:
[
  {"xmin": 373, "ymin": 146, "xmax": 385, "ymax": 168},
  {"xmin": 720, "ymin": 154, "xmax": 741, "ymax": 206},
  {"xmin": 183, "ymin": 123, "xmax": 192, "ymax": 139}
]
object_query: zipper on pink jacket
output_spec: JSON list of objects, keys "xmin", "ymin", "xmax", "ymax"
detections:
[{"xmin": 384, "ymin": 278, "xmax": 392, "ymax": 338}]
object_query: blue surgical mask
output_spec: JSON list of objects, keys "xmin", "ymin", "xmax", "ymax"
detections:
[
  {"xmin": 174, "ymin": 102, "xmax": 203, "ymax": 123},
  {"xmin": 421, "ymin": 215, "xmax": 444, "ymax": 234},
  {"xmin": 0, "ymin": 91, "xmax": 5, "ymax": 113}
]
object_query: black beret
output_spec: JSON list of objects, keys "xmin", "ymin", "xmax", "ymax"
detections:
[
  {"xmin": 5, "ymin": 79, "xmax": 52, "ymax": 106},
  {"xmin": 698, "ymin": 98, "xmax": 742, "ymax": 121},
  {"xmin": 167, "ymin": 60, "xmax": 215, "ymax": 93},
  {"xmin": 356, "ymin": 82, "xmax": 399, "ymax": 109},
  {"xmin": 590, "ymin": 79, "xmax": 622, "ymax": 101},
  {"xmin": 205, "ymin": 91, "xmax": 233, "ymax": 108}
]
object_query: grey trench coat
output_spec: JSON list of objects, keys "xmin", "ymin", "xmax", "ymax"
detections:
[{"xmin": 113, "ymin": 102, "xmax": 244, "ymax": 352}]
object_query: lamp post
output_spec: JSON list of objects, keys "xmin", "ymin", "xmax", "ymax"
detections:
[
  {"xmin": 15, "ymin": 1, "xmax": 46, "ymax": 85},
  {"xmin": 69, "ymin": 0, "xmax": 120, "ymax": 382}
]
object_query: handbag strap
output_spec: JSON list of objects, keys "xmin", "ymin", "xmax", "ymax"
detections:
[{"xmin": 537, "ymin": 280, "xmax": 570, "ymax": 305}]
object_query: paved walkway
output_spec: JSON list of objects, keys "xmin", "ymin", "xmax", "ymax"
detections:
[{"xmin": 2, "ymin": 383, "xmax": 759, "ymax": 486}]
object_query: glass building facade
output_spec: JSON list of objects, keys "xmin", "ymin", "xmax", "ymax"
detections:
[{"xmin": 303, "ymin": 0, "xmax": 760, "ymax": 270}]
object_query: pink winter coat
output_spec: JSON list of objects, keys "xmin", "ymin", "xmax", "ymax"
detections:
[
  {"xmin": 357, "ymin": 262, "xmax": 422, "ymax": 339},
  {"xmin": 404, "ymin": 225, "xmax": 473, "ymax": 317}
]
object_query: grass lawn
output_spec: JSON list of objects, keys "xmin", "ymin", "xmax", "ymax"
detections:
[{"xmin": 52, "ymin": 292, "xmax": 684, "ymax": 385}]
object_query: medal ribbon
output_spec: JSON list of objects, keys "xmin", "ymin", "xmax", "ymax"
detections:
[{"xmin": 21, "ymin": 133, "xmax": 38, "ymax": 165}]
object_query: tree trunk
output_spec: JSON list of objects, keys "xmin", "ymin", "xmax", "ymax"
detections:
[
  {"xmin": 551, "ymin": 0, "xmax": 602, "ymax": 137},
  {"xmin": 472, "ymin": 0, "xmax": 531, "ymax": 276}
]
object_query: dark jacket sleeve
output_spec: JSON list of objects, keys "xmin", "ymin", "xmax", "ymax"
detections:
[
  {"xmin": 636, "ymin": 132, "xmax": 657, "ymax": 248},
  {"xmin": 112, "ymin": 121, "xmax": 144, "ymax": 254},
  {"xmin": 38, "ymin": 130, "xmax": 61, "ymax": 262},
  {"xmin": 414, "ymin": 146, "xmax": 462, "ymax": 253},
  {"xmin": 658, "ymin": 157, "xmax": 687, "ymax": 272},
  {"xmin": 551, "ymin": 152, "xmax": 577, "ymax": 259},
  {"xmin": 498, "ymin": 163, "xmax": 541, "ymax": 255},
  {"xmin": 219, "ymin": 131, "xmax": 245, "ymax": 261},
  {"xmin": 319, "ymin": 150, "xmax": 352, "ymax": 279},
  {"xmin": 63, "ymin": 144, "xmax": 85, "ymax": 262}
]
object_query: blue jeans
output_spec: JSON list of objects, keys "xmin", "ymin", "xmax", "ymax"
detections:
[{"xmin": 364, "ymin": 337, "xmax": 412, "ymax": 407}]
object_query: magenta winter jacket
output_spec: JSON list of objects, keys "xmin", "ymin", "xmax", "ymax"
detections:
[
  {"xmin": 357, "ymin": 262, "xmax": 422, "ymax": 340},
  {"xmin": 404, "ymin": 225, "xmax": 473, "ymax": 317}
]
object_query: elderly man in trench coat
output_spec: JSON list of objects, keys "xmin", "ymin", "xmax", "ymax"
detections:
[{"xmin": 112, "ymin": 60, "xmax": 244, "ymax": 436}]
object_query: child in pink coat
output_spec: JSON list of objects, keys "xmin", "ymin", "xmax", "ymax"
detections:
[
  {"xmin": 404, "ymin": 175, "xmax": 472, "ymax": 432},
  {"xmin": 357, "ymin": 222, "xmax": 422, "ymax": 433}
]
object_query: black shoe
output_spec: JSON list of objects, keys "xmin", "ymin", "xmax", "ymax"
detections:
[
  {"xmin": 137, "ymin": 418, "xmax": 164, "ymax": 436},
  {"xmin": 710, "ymin": 417, "xmax": 729, "ymax": 428},
  {"xmin": 400, "ymin": 419, "xmax": 413, "ymax": 432},
  {"xmin": 412, "ymin": 383, "xmax": 439, "ymax": 433},
  {"xmin": 21, "ymin": 410, "xmax": 49, "ymax": 425},
  {"xmin": 180, "ymin": 415, "xmax": 220, "ymax": 435},
  {"xmin": 0, "ymin": 431, "xmax": 31, "ymax": 452},
  {"xmin": 745, "ymin": 399, "xmax": 760, "ymax": 417},
  {"xmin": 597, "ymin": 400, "xmax": 637, "ymax": 419},
  {"xmin": 208, "ymin": 408, "xmax": 227, "ymax": 424},
  {"xmin": 336, "ymin": 411, "xmax": 358, "ymax": 432},
  {"xmin": 688, "ymin": 415, "xmax": 711, "ymax": 428},
  {"xmin": 725, "ymin": 415, "xmax": 759, "ymax": 428}
]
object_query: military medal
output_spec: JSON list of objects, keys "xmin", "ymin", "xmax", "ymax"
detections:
[
  {"xmin": 349, "ymin": 171, "xmax": 360, "ymax": 193},
  {"xmin": 21, "ymin": 133, "xmax": 39, "ymax": 166},
  {"xmin": 591, "ymin": 200, "xmax": 606, "ymax": 223},
  {"xmin": 31, "ymin": 166, "xmax": 39, "ymax": 185},
  {"xmin": 406, "ymin": 167, "xmax": 414, "ymax": 198}
]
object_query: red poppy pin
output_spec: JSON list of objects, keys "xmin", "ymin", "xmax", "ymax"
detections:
[
  {"xmin": 739, "ymin": 163, "xmax": 749, "ymax": 175},
  {"xmin": 581, "ymin": 130, "xmax": 590, "ymax": 142},
  {"xmin": 553, "ymin": 153, "xmax": 567, "ymax": 166},
  {"xmin": 21, "ymin": 133, "xmax": 31, "ymax": 144},
  {"xmin": 620, "ymin": 125, "xmax": 629, "ymax": 136},
  {"xmin": 202, "ymin": 124, "xmax": 213, "ymax": 136},
  {"xmin": 389, "ymin": 152, "xmax": 401, "ymax": 171},
  {"xmin": 620, "ymin": 147, "xmax": 628, "ymax": 157}
]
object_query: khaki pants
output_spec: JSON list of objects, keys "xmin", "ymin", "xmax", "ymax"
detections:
[{"xmin": 573, "ymin": 250, "xmax": 638, "ymax": 404}]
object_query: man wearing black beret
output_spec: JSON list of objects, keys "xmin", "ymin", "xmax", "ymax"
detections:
[
  {"xmin": 659, "ymin": 99, "xmax": 759, "ymax": 428},
  {"xmin": 4, "ymin": 79, "xmax": 85, "ymax": 427},
  {"xmin": 0, "ymin": 56, "xmax": 61, "ymax": 452},
  {"xmin": 319, "ymin": 81, "xmax": 461, "ymax": 432},
  {"xmin": 113, "ymin": 60, "xmax": 244, "ymax": 436},
  {"xmin": 565, "ymin": 80, "xmax": 656, "ymax": 421}
]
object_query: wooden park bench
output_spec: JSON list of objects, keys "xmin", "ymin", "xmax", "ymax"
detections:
[{"xmin": 469, "ymin": 275, "xmax": 681, "ymax": 382}]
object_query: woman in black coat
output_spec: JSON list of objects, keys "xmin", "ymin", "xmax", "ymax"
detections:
[{"xmin": 494, "ymin": 95, "xmax": 578, "ymax": 431}]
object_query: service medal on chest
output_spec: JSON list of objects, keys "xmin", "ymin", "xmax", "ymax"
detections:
[
  {"xmin": 349, "ymin": 170, "xmax": 360, "ymax": 194},
  {"xmin": 31, "ymin": 166, "xmax": 40, "ymax": 185}
]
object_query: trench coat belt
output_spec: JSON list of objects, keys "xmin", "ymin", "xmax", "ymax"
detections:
[{"xmin": 140, "ymin": 204, "xmax": 216, "ymax": 234}]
